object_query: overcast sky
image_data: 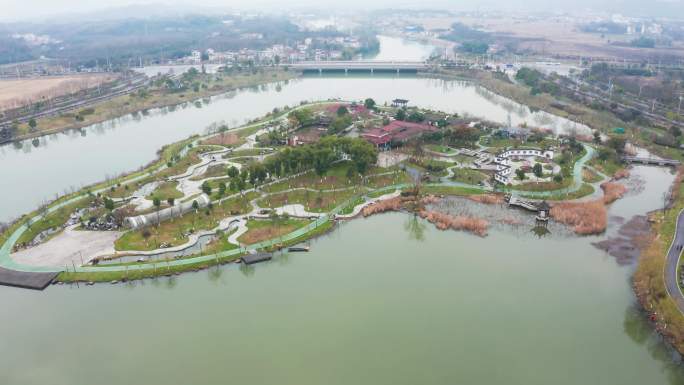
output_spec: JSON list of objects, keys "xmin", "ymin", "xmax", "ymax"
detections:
[{"xmin": 0, "ymin": 0, "xmax": 682, "ymax": 22}]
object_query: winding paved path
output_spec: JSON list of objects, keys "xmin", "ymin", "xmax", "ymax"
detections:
[
  {"xmin": 0, "ymin": 117, "xmax": 599, "ymax": 276},
  {"xmin": 664, "ymin": 209, "xmax": 684, "ymax": 314}
]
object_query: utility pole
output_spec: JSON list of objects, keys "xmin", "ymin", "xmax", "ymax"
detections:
[{"xmin": 608, "ymin": 78, "xmax": 614, "ymax": 98}]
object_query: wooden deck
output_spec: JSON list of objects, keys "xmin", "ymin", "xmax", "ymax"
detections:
[
  {"xmin": 241, "ymin": 253, "xmax": 273, "ymax": 265},
  {"xmin": 0, "ymin": 267, "xmax": 59, "ymax": 290}
]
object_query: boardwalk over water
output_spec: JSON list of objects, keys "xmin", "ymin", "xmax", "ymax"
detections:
[{"xmin": 507, "ymin": 196, "xmax": 539, "ymax": 212}]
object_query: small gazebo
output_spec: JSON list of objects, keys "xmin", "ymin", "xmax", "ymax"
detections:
[
  {"xmin": 391, "ymin": 98, "xmax": 409, "ymax": 107},
  {"xmin": 535, "ymin": 201, "xmax": 551, "ymax": 224}
]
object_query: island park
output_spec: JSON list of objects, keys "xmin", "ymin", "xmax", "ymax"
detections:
[{"xmin": 0, "ymin": 98, "xmax": 653, "ymax": 287}]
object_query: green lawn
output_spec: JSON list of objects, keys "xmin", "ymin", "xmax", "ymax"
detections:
[
  {"xmin": 484, "ymin": 136, "xmax": 560, "ymax": 150},
  {"xmin": 147, "ymin": 181, "xmax": 184, "ymax": 201},
  {"xmin": 238, "ymin": 218, "xmax": 310, "ymax": 245},
  {"xmin": 450, "ymin": 168, "xmax": 488, "ymax": 185},
  {"xmin": 115, "ymin": 193, "xmax": 257, "ymax": 251},
  {"xmin": 588, "ymin": 157, "xmax": 623, "ymax": 177},
  {"xmin": 426, "ymin": 144, "xmax": 457, "ymax": 154},
  {"xmin": 263, "ymin": 162, "xmax": 391, "ymax": 193},
  {"xmin": 366, "ymin": 171, "xmax": 411, "ymax": 188},
  {"xmin": 189, "ymin": 164, "xmax": 227, "ymax": 181},
  {"xmin": 512, "ymin": 178, "xmax": 571, "ymax": 192},
  {"xmin": 156, "ymin": 146, "xmax": 215, "ymax": 179},
  {"xmin": 420, "ymin": 185, "xmax": 484, "ymax": 196},
  {"xmin": 540, "ymin": 183, "xmax": 595, "ymax": 201},
  {"xmin": 17, "ymin": 197, "xmax": 95, "ymax": 246},
  {"xmin": 258, "ymin": 188, "xmax": 357, "ymax": 213},
  {"xmin": 339, "ymin": 196, "xmax": 365, "ymax": 215},
  {"xmin": 367, "ymin": 189, "xmax": 398, "ymax": 199},
  {"xmin": 582, "ymin": 167, "xmax": 604, "ymax": 183}
]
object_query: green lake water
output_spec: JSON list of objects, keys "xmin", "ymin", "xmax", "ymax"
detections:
[
  {"xmin": 1, "ymin": 166, "xmax": 683, "ymax": 385},
  {"xmin": 1, "ymin": 36, "xmax": 683, "ymax": 385}
]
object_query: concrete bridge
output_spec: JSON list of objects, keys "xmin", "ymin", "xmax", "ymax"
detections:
[
  {"xmin": 289, "ymin": 61, "xmax": 430, "ymax": 74},
  {"xmin": 622, "ymin": 156, "xmax": 681, "ymax": 167}
]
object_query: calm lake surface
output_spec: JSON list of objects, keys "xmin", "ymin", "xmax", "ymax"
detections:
[
  {"xmin": 0, "ymin": 165, "xmax": 682, "ymax": 385},
  {"xmin": 1, "ymin": 36, "xmax": 682, "ymax": 385}
]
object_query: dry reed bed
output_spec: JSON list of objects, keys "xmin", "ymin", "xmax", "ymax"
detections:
[
  {"xmin": 613, "ymin": 169, "xmax": 630, "ymax": 180},
  {"xmin": 600, "ymin": 182, "xmax": 627, "ymax": 204},
  {"xmin": 420, "ymin": 194, "xmax": 441, "ymax": 205},
  {"xmin": 550, "ymin": 200, "xmax": 607, "ymax": 235},
  {"xmin": 360, "ymin": 195, "xmax": 489, "ymax": 237},
  {"xmin": 552, "ymin": 179, "xmax": 629, "ymax": 234},
  {"xmin": 418, "ymin": 210, "xmax": 489, "ymax": 237},
  {"xmin": 361, "ymin": 197, "xmax": 404, "ymax": 217}
]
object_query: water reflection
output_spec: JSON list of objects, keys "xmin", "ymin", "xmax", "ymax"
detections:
[
  {"xmin": 207, "ymin": 265, "xmax": 224, "ymax": 284},
  {"xmin": 277, "ymin": 252, "xmax": 292, "ymax": 266},
  {"xmin": 623, "ymin": 304, "xmax": 684, "ymax": 384},
  {"xmin": 623, "ymin": 304, "xmax": 652, "ymax": 346},
  {"xmin": 165, "ymin": 275, "xmax": 178, "ymax": 289},
  {"xmin": 404, "ymin": 214, "xmax": 426, "ymax": 241},
  {"xmin": 531, "ymin": 225, "xmax": 551, "ymax": 238},
  {"xmin": 239, "ymin": 262, "xmax": 255, "ymax": 277}
]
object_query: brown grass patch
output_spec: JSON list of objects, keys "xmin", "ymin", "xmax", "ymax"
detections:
[
  {"xmin": 202, "ymin": 133, "xmax": 240, "ymax": 146},
  {"xmin": 600, "ymin": 182, "xmax": 627, "ymax": 204},
  {"xmin": 418, "ymin": 210, "xmax": 489, "ymax": 237},
  {"xmin": 0, "ymin": 74, "xmax": 118, "ymax": 110},
  {"xmin": 613, "ymin": 169, "xmax": 630, "ymax": 180},
  {"xmin": 420, "ymin": 194, "xmax": 441, "ymax": 205},
  {"xmin": 238, "ymin": 224, "xmax": 298, "ymax": 245},
  {"xmin": 362, "ymin": 197, "xmax": 404, "ymax": 217},
  {"xmin": 550, "ymin": 200, "xmax": 607, "ymax": 235}
]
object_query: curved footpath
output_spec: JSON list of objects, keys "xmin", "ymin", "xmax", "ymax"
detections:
[
  {"xmin": 0, "ymin": 125, "xmax": 596, "ymax": 278},
  {"xmin": 664, "ymin": 208, "xmax": 684, "ymax": 314}
]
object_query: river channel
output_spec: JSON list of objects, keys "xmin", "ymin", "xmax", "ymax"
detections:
[
  {"xmin": 0, "ymin": 37, "xmax": 681, "ymax": 385},
  {"xmin": 0, "ymin": 37, "xmax": 586, "ymax": 223}
]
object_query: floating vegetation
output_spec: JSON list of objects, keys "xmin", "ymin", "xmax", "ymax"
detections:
[
  {"xmin": 550, "ymin": 200, "xmax": 607, "ymax": 235},
  {"xmin": 601, "ymin": 182, "xmax": 627, "ymax": 204},
  {"xmin": 418, "ymin": 210, "xmax": 489, "ymax": 237}
]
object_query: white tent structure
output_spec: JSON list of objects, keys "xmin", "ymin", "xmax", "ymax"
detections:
[{"xmin": 124, "ymin": 194, "xmax": 211, "ymax": 229}]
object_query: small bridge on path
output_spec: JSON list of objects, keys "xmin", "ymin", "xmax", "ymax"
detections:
[
  {"xmin": 290, "ymin": 61, "xmax": 430, "ymax": 74},
  {"xmin": 622, "ymin": 156, "xmax": 681, "ymax": 166}
]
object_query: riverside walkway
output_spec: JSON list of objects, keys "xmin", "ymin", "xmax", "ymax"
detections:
[
  {"xmin": 664, "ymin": 209, "xmax": 684, "ymax": 314},
  {"xmin": 0, "ymin": 117, "xmax": 601, "ymax": 286},
  {"xmin": 0, "ymin": 144, "xmax": 596, "ymax": 281}
]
